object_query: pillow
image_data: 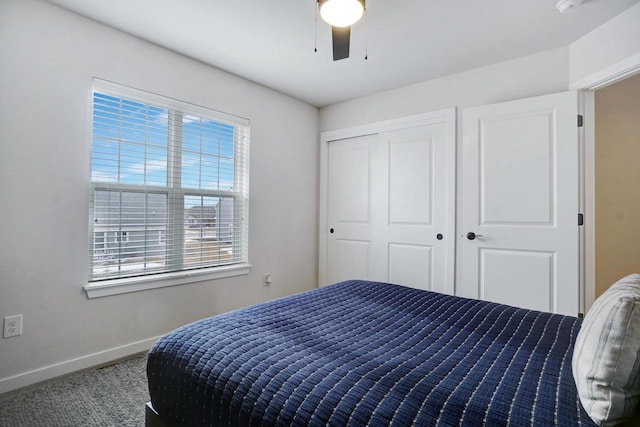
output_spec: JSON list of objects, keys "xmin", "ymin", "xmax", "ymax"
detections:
[{"xmin": 572, "ymin": 274, "xmax": 640, "ymax": 426}]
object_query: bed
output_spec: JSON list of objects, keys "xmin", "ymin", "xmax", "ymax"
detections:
[{"xmin": 145, "ymin": 278, "xmax": 640, "ymax": 426}]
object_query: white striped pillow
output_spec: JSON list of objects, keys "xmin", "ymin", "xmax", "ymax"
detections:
[{"xmin": 572, "ymin": 274, "xmax": 640, "ymax": 426}]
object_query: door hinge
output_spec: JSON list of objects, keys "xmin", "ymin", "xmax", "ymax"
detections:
[
  {"xmin": 578, "ymin": 213, "xmax": 584, "ymax": 226},
  {"xmin": 578, "ymin": 115, "xmax": 584, "ymax": 127}
]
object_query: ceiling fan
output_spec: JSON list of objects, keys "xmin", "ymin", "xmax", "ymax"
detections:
[{"xmin": 316, "ymin": 0, "xmax": 366, "ymax": 61}]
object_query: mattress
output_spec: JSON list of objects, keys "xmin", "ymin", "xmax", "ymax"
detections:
[{"xmin": 147, "ymin": 280, "xmax": 596, "ymax": 426}]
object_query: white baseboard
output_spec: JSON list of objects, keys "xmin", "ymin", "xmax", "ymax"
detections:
[{"xmin": 0, "ymin": 335, "xmax": 162, "ymax": 395}]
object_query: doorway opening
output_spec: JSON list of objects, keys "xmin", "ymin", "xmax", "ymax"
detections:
[{"xmin": 593, "ymin": 73, "xmax": 640, "ymax": 299}]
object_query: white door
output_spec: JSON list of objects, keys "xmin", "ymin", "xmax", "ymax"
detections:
[
  {"xmin": 458, "ymin": 91, "xmax": 580, "ymax": 315},
  {"xmin": 325, "ymin": 119, "xmax": 454, "ymax": 294},
  {"xmin": 326, "ymin": 133, "xmax": 382, "ymax": 284}
]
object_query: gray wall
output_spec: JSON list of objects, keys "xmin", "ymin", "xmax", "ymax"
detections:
[{"xmin": 0, "ymin": 0, "xmax": 319, "ymax": 391}]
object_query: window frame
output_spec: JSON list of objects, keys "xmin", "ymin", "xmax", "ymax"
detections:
[{"xmin": 85, "ymin": 79, "xmax": 251, "ymax": 298}]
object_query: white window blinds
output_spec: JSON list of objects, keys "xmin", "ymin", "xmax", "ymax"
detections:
[{"xmin": 88, "ymin": 79, "xmax": 249, "ymax": 283}]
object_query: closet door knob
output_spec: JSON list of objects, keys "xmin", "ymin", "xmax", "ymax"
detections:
[{"xmin": 466, "ymin": 232, "xmax": 484, "ymax": 240}]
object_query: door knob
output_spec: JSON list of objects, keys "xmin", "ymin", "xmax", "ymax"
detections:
[{"xmin": 466, "ymin": 232, "xmax": 484, "ymax": 240}]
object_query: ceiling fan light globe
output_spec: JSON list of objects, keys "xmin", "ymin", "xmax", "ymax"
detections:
[{"xmin": 320, "ymin": 0, "xmax": 364, "ymax": 27}]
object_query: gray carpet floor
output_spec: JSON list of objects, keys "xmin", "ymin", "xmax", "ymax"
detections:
[{"xmin": 0, "ymin": 353, "xmax": 148, "ymax": 427}]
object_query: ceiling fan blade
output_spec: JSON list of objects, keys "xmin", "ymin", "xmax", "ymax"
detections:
[{"xmin": 331, "ymin": 26, "xmax": 350, "ymax": 61}]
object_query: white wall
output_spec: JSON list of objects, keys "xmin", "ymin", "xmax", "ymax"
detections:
[
  {"xmin": 569, "ymin": 3, "xmax": 640, "ymax": 88},
  {"xmin": 319, "ymin": 2, "xmax": 640, "ymax": 131},
  {"xmin": 0, "ymin": 0, "xmax": 319, "ymax": 392},
  {"xmin": 319, "ymin": 47, "xmax": 570, "ymax": 131}
]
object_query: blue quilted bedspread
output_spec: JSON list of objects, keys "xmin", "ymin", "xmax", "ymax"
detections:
[{"xmin": 147, "ymin": 280, "xmax": 596, "ymax": 426}]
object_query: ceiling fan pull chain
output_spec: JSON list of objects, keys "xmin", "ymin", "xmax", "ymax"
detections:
[
  {"xmin": 314, "ymin": 1, "xmax": 319, "ymax": 53},
  {"xmin": 364, "ymin": 4, "xmax": 368, "ymax": 60}
]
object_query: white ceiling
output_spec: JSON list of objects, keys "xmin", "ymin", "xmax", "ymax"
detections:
[{"xmin": 45, "ymin": 0, "xmax": 640, "ymax": 107}]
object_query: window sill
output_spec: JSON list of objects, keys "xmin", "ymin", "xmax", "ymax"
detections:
[{"xmin": 84, "ymin": 263, "xmax": 252, "ymax": 299}]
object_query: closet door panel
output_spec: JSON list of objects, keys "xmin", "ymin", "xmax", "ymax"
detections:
[{"xmin": 323, "ymin": 111, "xmax": 455, "ymax": 295}]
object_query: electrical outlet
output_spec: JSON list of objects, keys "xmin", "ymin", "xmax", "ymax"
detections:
[
  {"xmin": 3, "ymin": 315, "xmax": 22, "ymax": 338},
  {"xmin": 263, "ymin": 273, "xmax": 272, "ymax": 286}
]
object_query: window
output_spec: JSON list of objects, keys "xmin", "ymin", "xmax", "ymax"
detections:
[
  {"xmin": 86, "ymin": 79, "xmax": 250, "ymax": 297},
  {"xmin": 115, "ymin": 231, "xmax": 128, "ymax": 243}
]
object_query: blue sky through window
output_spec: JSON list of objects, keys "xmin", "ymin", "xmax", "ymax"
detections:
[
  {"xmin": 91, "ymin": 92, "xmax": 236, "ymax": 206},
  {"xmin": 89, "ymin": 87, "xmax": 247, "ymax": 282}
]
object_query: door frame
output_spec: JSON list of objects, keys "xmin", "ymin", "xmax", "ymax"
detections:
[
  {"xmin": 319, "ymin": 108, "xmax": 457, "ymax": 291},
  {"xmin": 571, "ymin": 53, "xmax": 640, "ymax": 312}
]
